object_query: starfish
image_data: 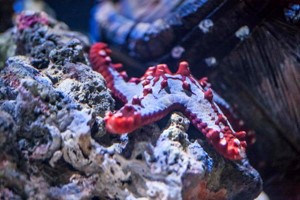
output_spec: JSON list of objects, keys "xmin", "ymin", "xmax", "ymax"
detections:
[{"xmin": 89, "ymin": 43, "xmax": 247, "ymax": 160}]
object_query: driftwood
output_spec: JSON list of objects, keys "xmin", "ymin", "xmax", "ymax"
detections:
[{"xmin": 211, "ymin": 14, "xmax": 300, "ymax": 199}]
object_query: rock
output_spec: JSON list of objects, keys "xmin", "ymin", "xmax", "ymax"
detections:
[
  {"xmin": 124, "ymin": 112, "xmax": 261, "ymax": 200},
  {"xmin": 0, "ymin": 30, "xmax": 16, "ymax": 69},
  {"xmin": 0, "ymin": 110, "xmax": 16, "ymax": 149},
  {"xmin": 14, "ymin": 11, "xmax": 89, "ymax": 69},
  {"xmin": 0, "ymin": 11, "xmax": 262, "ymax": 199}
]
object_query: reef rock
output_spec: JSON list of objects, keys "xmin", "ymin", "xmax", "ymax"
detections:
[{"xmin": 0, "ymin": 11, "xmax": 261, "ymax": 199}]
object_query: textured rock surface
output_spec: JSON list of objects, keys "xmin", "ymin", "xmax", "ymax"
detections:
[{"xmin": 0, "ymin": 11, "xmax": 262, "ymax": 199}]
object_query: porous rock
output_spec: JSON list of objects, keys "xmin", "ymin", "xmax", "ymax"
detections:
[{"xmin": 0, "ymin": 11, "xmax": 262, "ymax": 199}]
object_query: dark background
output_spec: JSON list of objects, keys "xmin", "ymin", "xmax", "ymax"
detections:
[{"xmin": 44, "ymin": 0, "xmax": 95, "ymax": 33}]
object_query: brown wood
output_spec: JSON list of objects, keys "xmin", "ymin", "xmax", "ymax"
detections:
[{"xmin": 210, "ymin": 15, "xmax": 300, "ymax": 199}]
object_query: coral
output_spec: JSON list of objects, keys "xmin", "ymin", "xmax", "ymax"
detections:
[{"xmin": 89, "ymin": 42, "xmax": 247, "ymax": 160}]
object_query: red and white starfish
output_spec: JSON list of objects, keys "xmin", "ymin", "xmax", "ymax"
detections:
[{"xmin": 89, "ymin": 43, "xmax": 247, "ymax": 160}]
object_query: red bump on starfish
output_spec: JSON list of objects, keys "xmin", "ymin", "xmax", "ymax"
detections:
[
  {"xmin": 182, "ymin": 80, "xmax": 191, "ymax": 92},
  {"xmin": 160, "ymin": 79, "xmax": 168, "ymax": 89},
  {"xmin": 216, "ymin": 114, "xmax": 228, "ymax": 126},
  {"xmin": 207, "ymin": 129, "xmax": 220, "ymax": 140},
  {"xmin": 204, "ymin": 88, "xmax": 214, "ymax": 102},
  {"xmin": 176, "ymin": 61, "xmax": 191, "ymax": 76},
  {"xmin": 89, "ymin": 42, "xmax": 247, "ymax": 160},
  {"xmin": 199, "ymin": 77, "xmax": 209, "ymax": 87},
  {"xmin": 131, "ymin": 96, "xmax": 142, "ymax": 106},
  {"xmin": 104, "ymin": 106, "xmax": 142, "ymax": 134}
]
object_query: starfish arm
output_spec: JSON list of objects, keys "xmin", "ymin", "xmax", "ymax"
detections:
[
  {"xmin": 104, "ymin": 90, "xmax": 184, "ymax": 134},
  {"xmin": 89, "ymin": 43, "xmax": 142, "ymax": 103},
  {"xmin": 185, "ymin": 92, "xmax": 246, "ymax": 160}
]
